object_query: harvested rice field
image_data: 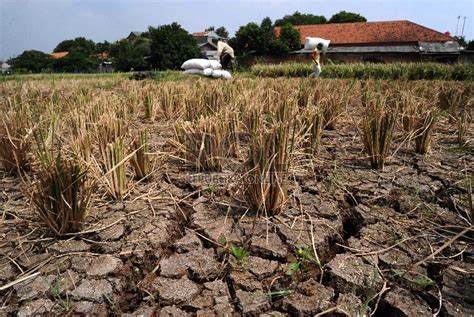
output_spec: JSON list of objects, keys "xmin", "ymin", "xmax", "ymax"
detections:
[{"xmin": 0, "ymin": 76, "xmax": 473, "ymax": 316}]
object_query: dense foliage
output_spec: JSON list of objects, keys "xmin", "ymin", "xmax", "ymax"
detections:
[
  {"xmin": 329, "ymin": 11, "xmax": 367, "ymax": 23},
  {"xmin": 54, "ymin": 37, "xmax": 96, "ymax": 54},
  {"xmin": 279, "ymin": 24, "xmax": 301, "ymax": 51},
  {"xmin": 274, "ymin": 11, "xmax": 327, "ymax": 26},
  {"xmin": 250, "ymin": 62, "xmax": 474, "ymax": 81},
  {"xmin": 233, "ymin": 17, "xmax": 300, "ymax": 55},
  {"xmin": 8, "ymin": 50, "xmax": 54, "ymax": 73},
  {"xmin": 109, "ymin": 37, "xmax": 151, "ymax": 71},
  {"xmin": 52, "ymin": 51, "xmax": 98, "ymax": 73},
  {"xmin": 205, "ymin": 26, "xmax": 229, "ymax": 38},
  {"xmin": 148, "ymin": 23, "xmax": 200, "ymax": 70}
]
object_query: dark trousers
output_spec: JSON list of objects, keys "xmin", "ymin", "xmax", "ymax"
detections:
[{"xmin": 220, "ymin": 53, "xmax": 232, "ymax": 70}]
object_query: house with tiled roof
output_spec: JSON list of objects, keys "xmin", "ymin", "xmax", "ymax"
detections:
[
  {"xmin": 275, "ymin": 20, "xmax": 461, "ymax": 63},
  {"xmin": 50, "ymin": 51, "xmax": 69, "ymax": 59},
  {"xmin": 192, "ymin": 31, "xmax": 227, "ymax": 59}
]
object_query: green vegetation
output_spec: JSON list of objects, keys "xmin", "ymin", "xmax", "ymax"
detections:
[
  {"xmin": 415, "ymin": 274, "xmax": 435, "ymax": 289},
  {"xmin": 232, "ymin": 17, "xmax": 300, "ymax": 56},
  {"xmin": 8, "ymin": 50, "xmax": 55, "ymax": 73},
  {"xmin": 329, "ymin": 11, "xmax": 367, "ymax": 23},
  {"xmin": 275, "ymin": 11, "xmax": 327, "ymax": 26},
  {"xmin": 48, "ymin": 273, "xmax": 73, "ymax": 313},
  {"xmin": 286, "ymin": 245, "xmax": 321, "ymax": 276},
  {"xmin": 54, "ymin": 37, "xmax": 96, "ymax": 54},
  {"xmin": 149, "ymin": 23, "xmax": 200, "ymax": 70},
  {"xmin": 250, "ymin": 62, "xmax": 474, "ymax": 81},
  {"xmin": 110, "ymin": 37, "xmax": 151, "ymax": 72},
  {"xmin": 205, "ymin": 26, "xmax": 229, "ymax": 38},
  {"xmin": 0, "ymin": 72, "xmax": 130, "ymax": 82},
  {"xmin": 274, "ymin": 10, "xmax": 366, "ymax": 26},
  {"xmin": 230, "ymin": 244, "xmax": 250, "ymax": 269}
]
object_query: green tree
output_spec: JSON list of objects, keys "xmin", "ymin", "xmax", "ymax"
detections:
[
  {"xmin": 329, "ymin": 11, "xmax": 367, "ymax": 23},
  {"xmin": 234, "ymin": 22, "xmax": 266, "ymax": 53},
  {"xmin": 206, "ymin": 26, "xmax": 230, "ymax": 38},
  {"xmin": 95, "ymin": 41, "xmax": 112, "ymax": 53},
  {"xmin": 52, "ymin": 50, "xmax": 98, "ymax": 73},
  {"xmin": 8, "ymin": 50, "xmax": 54, "ymax": 73},
  {"xmin": 261, "ymin": 17, "xmax": 277, "ymax": 53},
  {"xmin": 148, "ymin": 23, "xmax": 200, "ymax": 70},
  {"xmin": 109, "ymin": 37, "xmax": 151, "ymax": 71},
  {"xmin": 54, "ymin": 37, "xmax": 96, "ymax": 54},
  {"xmin": 279, "ymin": 24, "xmax": 301, "ymax": 51},
  {"xmin": 275, "ymin": 11, "xmax": 327, "ymax": 26},
  {"xmin": 466, "ymin": 40, "xmax": 474, "ymax": 50},
  {"xmin": 215, "ymin": 26, "xmax": 229, "ymax": 38}
]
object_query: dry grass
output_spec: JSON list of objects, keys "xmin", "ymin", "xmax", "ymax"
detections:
[
  {"xmin": 28, "ymin": 156, "xmax": 91, "ymax": 235},
  {"xmin": 242, "ymin": 101, "xmax": 293, "ymax": 216},
  {"xmin": 457, "ymin": 109, "xmax": 472, "ymax": 144},
  {"xmin": 130, "ymin": 129, "xmax": 152, "ymax": 180},
  {"xmin": 360, "ymin": 88, "xmax": 397, "ymax": 169},
  {"xmin": 173, "ymin": 114, "xmax": 229, "ymax": 172},
  {"xmin": 144, "ymin": 93, "xmax": 156, "ymax": 121},
  {"xmin": 0, "ymin": 77, "xmax": 471, "ymax": 226},
  {"xmin": 302, "ymin": 105, "xmax": 324, "ymax": 156},
  {"xmin": 0, "ymin": 111, "xmax": 30, "ymax": 174},
  {"xmin": 413, "ymin": 109, "xmax": 439, "ymax": 154},
  {"xmin": 96, "ymin": 116, "xmax": 128, "ymax": 200}
]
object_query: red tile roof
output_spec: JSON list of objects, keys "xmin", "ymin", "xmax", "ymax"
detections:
[
  {"xmin": 50, "ymin": 52, "xmax": 69, "ymax": 59},
  {"xmin": 275, "ymin": 20, "xmax": 454, "ymax": 45}
]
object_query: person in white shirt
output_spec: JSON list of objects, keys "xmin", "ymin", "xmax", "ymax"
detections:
[{"xmin": 216, "ymin": 40, "xmax": 235, "ymax": 70}]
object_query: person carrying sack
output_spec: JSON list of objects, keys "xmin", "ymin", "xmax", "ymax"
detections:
[
  {"xmin": 216, "ymin": 40, "xmax": 235, "ymax": 70},
  {"xmin": 310, "ymin": 42, "xmax": 324, "ymax": 78}
]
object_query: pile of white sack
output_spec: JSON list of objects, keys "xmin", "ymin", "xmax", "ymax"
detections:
[
  {"xmin": 181, "ymin": 59, "xmax": 232, "ymax": 80},
  {"xmin": 304, "ymin": 37, "xmax": 331, "ymax": 52}
]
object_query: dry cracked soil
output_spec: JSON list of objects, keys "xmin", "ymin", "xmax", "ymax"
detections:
[{"xmin": 0, "ymin": 116, "xmax": 473, "ymax": 316}]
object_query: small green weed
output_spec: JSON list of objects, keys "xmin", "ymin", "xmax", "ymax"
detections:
[
  {"xmin": 266, "ymin": 289, "xmax": 293, "ymax": 301},
  {"xmin": 286, "ymin": 245, "xmax": 321, "ymax": 277},
  {"xmin": 359, "ymin": 286, "xmax": 377, "ymax": 316},
  {"xmin": 286, "ymin": 261, "xmax": 301, "ymax": 276},
  {"xmin": 102, "ymin": 293, "xmax": 121, "ymax": 314},
  {"xmin": 415, "ymin": 274, "xmax": 435, "ymax": 289},
  {"xmin": 230, "ymin": 244, "xmax": 250, "ymax": 269},
  {"xmin": 48, "ymin": 274, "xmax": 72, "ymax": 313}
]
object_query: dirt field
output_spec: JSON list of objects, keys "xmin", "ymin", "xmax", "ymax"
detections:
[{"xmin": 0, "ymin": 77, "xmax": 473, "ymax": 316}]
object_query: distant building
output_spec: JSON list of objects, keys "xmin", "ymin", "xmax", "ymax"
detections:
[
  {"xmin": 127, "ymin": 31, "xmax": 143, "ymax": 42},
  {"xmin": 50, "ymin": 52, "xmax": 69, "ymax": 59},
  {"xmin": 192, "ymin": 31, "xmax": 227, "ymax": 60},
  {"xmin": 275, "ymin": 20, "xmax": 461, "ymax": 63}
]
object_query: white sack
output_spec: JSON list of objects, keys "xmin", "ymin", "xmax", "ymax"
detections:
[
  {"xmin": 211, "ymin": 69, "xmax": 222, "ymax": 78},
  {"xmin": 209, "ymin": 60, "xmax": 222, "ymax": 70},
  {"xmin": 211, "ymin": 69, "xmax": 232, "ymax": 79},
  {"xmin": 203, "ymin": 68, "xmax": 213, "ymax": 76},
  {"xmin": 304, "ymin": 37, "xmax": 331, "ymax": 52},
  {"xmin": 221, "ymin": 70, "xmax": 232, "ymax": 80},
  {"xmin": 183, "ymin": 68, "xmax": 204, "ymax": 75},
  {"xmin": 181, "ymin": 59, "xmax": 211, "ymax": 70}
]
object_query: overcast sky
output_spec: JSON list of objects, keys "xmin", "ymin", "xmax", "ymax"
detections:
[{"xmin": 1, "ymin": 0, "xmax": 473, "ymax": 60}]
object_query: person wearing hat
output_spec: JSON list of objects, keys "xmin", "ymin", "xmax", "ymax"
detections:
[{"xmin": 310, "ymin": 42, "xmax": 324, "ymax": 78}]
